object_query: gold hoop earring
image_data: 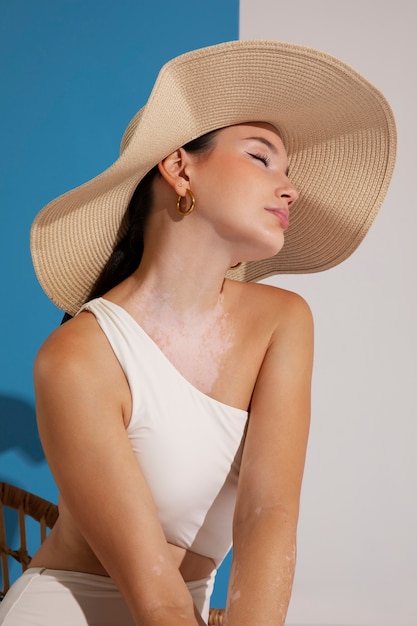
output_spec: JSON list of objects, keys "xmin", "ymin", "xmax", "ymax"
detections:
[{"xmin": 176, "ymin": 189, "xmax": 195, "ymax": 216}]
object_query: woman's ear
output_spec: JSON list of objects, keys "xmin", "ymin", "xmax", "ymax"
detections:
[{"xmin": 157, "ymin": 148, "xmax": 190, "ymax": 197}]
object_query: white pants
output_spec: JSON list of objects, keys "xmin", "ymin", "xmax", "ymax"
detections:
[{"xmin": 0, "ymin": 568, "xmax": 215, "ymax": 625}]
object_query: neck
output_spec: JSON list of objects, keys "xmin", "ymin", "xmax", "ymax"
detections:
[
  {"xmin": 128, "ymin": 248, "xmax": 228, "ymax": 321},
  {"xmin": 122, "ymin": 243, "xmax": 236, "ymax": 397},
  {"xmin": 123, "ymin": 203, "xmax": 236, "ymax": 318}
]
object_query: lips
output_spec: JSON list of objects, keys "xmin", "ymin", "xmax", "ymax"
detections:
[{"xmin": 265, "ymin": 208, "xmax": 290, "ymax": 229}]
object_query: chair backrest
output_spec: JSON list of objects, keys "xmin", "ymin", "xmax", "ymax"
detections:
[
  {"xmin": 208, "ymin": 607, "xmax": 225, "ymax": 625},
  {"xmin": 0, "ymin": 482, "xmax": 59, "ymax": 599},
  {"xmin": 0, "ymin": 481, "xmax": 225, "ymax": 623}
]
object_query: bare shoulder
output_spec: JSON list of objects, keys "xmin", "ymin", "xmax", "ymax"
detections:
[
  {"xmin": 226, "ymin": 278, "xmax": 313, "ymax": 338},
  {"xmin": 34, "ymin": 310, "xmax": 130, "ymax": 420},
  {"xmin": 35, "ymin": 310, "xmax": 110, "ymax": 377}
]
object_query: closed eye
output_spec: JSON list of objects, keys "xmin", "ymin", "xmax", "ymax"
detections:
[{"xmin": 246, "ymin": 151, "xmax": 271, "ymax": 167}]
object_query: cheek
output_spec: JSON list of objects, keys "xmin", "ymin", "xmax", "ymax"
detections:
[
  {"xmin": 191, "ymin": 157, "xmax": 237, "ymax": 206},
  {"xmin": 204, "ymin": 157, "xmax": 259, "ymax": 205},
  {"xmin": 191, "ymin": 154, "xmax": 267, "ymax": 226}
]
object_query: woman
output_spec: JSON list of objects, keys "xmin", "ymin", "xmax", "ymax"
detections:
[{"xmin": 0, "ymin": 40, "xmax": 396, "ymax": 626}]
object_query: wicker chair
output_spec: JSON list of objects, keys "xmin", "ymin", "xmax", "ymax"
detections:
[
  {"xmin": 0, "ymin": 481, "xmax": 224, "ymax": 623},
  {"xmin": 0, "ymin": 482, "xmax": 59, "ymax": 599},
  {"xmin": 208, "ymin": 607, "xmax": 225, "ymax": 625}
]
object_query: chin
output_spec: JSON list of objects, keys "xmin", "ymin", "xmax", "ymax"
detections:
[
  {"xmin": 267, "ymin": 231, "xmax": 286, "ymax": 255},
  {"xmin": 247, "ymin": 235, "xmax": 285, "ymax": 263},
  {"xmin": 230, "ymin": 227, "xmax": 285, "ymax": 264}
]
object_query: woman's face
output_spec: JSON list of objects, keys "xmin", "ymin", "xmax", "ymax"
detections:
[{"xmin": 186, "ymin": 122, "xmax": 299, "ymax": 264}]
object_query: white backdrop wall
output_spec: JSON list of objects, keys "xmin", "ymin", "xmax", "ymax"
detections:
[{"xmin": 240, "ymin": 2, "xmax": 417, "ymax": 625}]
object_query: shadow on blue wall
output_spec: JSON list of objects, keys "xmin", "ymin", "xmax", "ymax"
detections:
[{"xmin": 0, "ymin": 395, "xmax": 44, "ymax": 467}]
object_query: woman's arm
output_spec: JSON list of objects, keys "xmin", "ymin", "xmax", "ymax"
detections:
[
  {"xmin": 34, "ymin": 312, "xmax": 204, "ymax": 626},
  {"xmin": 225, "ymin": 291, "xmax": 314, "ymax": 626}
]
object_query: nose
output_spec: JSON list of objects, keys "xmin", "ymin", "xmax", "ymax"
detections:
[{"xmin": 275, "ymin": 178, "xmax": 299, "ymax": 207}]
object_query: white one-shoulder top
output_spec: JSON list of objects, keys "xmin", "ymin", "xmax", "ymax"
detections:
[{"xmin": 80, "ymin": 297, "xmax": 248, "ymax": 567}]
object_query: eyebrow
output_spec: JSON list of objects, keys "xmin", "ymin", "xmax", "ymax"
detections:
[{"xmin": 244, "ymin": 136, "xmax": 290, "ymax": 176}]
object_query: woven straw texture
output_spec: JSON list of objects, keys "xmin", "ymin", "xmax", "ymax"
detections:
[{"xmin": 30, "ymin": 40, "xmax": 397, "ymax": 315}]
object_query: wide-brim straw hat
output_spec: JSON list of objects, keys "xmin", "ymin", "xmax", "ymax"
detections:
[{"xmin": 31, "ymin": 40, "xmax": 396, "ymax": 316}]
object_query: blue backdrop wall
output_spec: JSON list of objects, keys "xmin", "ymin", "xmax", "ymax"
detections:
[{"xmin": 0, "ymin": 0, "xmax": 239, "ymax": 605}]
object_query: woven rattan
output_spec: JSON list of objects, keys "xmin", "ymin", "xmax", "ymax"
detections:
[
  {"xmin": 208, "ymin": 607, "xmax": 225, "ymax": 625},
  {"xmin": 0, "ymin": 482, "xmax": 59, "ymax": 599}
]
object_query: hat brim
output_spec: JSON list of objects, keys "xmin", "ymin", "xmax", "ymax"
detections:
[{"xmin": 31, "ymin": 40, "xmax": 397, "ymax": 315}]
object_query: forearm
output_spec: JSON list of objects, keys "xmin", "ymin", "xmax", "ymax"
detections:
[
  {"xmin": 113, "ymin": 564, "xmax": 207, "ymax": 626},
  {"xmin": 129, "ymin": 601, "xmax": 206, "ymax": 626},
  {"xmin": 224, "ymin": 513, "xmax": 297, "ymax": 626}
]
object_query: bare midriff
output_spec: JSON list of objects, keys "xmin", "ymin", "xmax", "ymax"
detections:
[{"xmin": 29, "ymin": 509, "xmax": 216, "ymax": 583}]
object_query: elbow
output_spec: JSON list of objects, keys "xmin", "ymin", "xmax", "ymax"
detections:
[
  {"xmin": 233, "ymin": 502, "xmax": 299, "ymax": 548},
  {"xmin": 234, "ymin": 499, "xmax": 300, "ymax": 529}
]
